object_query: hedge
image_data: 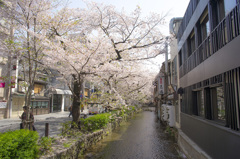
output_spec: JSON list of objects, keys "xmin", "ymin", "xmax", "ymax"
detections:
[
  {"xmin": 80, "ymin": 113, "xmax": 111, "ymax": 132},
  {"xmin": 0, "ymin": 129, "xmax": 39, "ymax": 159}
]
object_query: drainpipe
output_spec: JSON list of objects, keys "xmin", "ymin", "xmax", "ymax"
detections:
[
  {"xmin": 169, "ymin": 17, "xmax": 183, "ymax": 37},
  {"xmin": 165, "ymin": 36, "xmax": 169, "ymax": 97}
]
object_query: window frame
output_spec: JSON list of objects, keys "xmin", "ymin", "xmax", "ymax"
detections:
[{"xmin": 187, "ymin": 30, "xmax": 196, "ymax": 57}]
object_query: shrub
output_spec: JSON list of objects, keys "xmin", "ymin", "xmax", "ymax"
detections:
[
  {"xmin": 60, "ymin": 121, "xmax": 82, "ymax": 137},
  {"xmin": 119, "ymin": 109, "xmax": 125, "ymax": 117},
  {"xmin": 129, "ymin": 106, "xmax": 136, "ymax": 111},
  {"xmin": 80, "ymin": 113, "xmax": 111, "ymax": 132},
  {"xmin": 0, "ymin": 129, "xmax": 39, "ymax": 159},
  {"xmin": 38, "ymin": 137, "xmax": 53, "ymax": 155}
]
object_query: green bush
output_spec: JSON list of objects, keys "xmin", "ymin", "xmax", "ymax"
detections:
[
  {"xmin": 81, "ymin": 113, "xmax": 111, "ymax": 132},
  {"xmin": 38, "ymin": 137, "xmax": 53, "ymax": 155},
  {"xmin": 0, "ymin": 129, "xmax": 39, "ymax": 159},
  {"xmin": 60, "ymin": 121, "xmax": 82, "ymax": 137},
  {"xmin": 129, "ymin": 106, "xmax": 136, "ymax": 111},
  {"xmin": 119, "ymin": 109, "xmax": 125, "ymax": 117}
]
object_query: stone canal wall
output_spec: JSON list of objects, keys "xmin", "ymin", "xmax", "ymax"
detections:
[{"xmin": 40, "ymin": 112, "xmax": 137, "ymax": 159}]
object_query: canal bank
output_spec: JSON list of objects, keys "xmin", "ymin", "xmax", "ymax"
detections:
[
  {"xmin": 83, "ymin": 110, "xmax": 182, "ymax": 159},
  {"xmin": 39, "ymin": 109, "xmax": 140, "ymax": 159}
]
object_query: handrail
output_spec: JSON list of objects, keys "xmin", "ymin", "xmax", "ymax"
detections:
[{"xmin": 179, "ymin": 4, "xmax": 240, "ymax": 78}]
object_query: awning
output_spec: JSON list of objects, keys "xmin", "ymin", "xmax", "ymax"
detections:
[{"xmin": 52, "ymin": 89, "xmax": 72, "ymax": 95}]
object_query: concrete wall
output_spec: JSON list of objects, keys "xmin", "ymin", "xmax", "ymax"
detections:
[
  {"xmin": 180, "ymin": 113, "xmax": 240, "ymax": 159},
  {"xmin": 178, "ymin": 130, "xmax": 211, "ymax": 159}
]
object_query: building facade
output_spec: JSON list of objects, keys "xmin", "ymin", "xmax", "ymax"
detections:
[{"xmin": 177, "ymin": 0, "xmax": 240, "ymax": 158}]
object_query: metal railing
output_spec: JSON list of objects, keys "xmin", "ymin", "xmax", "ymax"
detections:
[
  {"xmin": 177, "ymin": 0, "xmax": 200, "ymax": 41},
  {"xmin": 180, "ymin": 4, "xmax": 240, "ymax": 78}
]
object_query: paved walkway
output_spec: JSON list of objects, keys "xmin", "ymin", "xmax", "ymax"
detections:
[
  {"xmin": 0, "ymin": 112, "xmax": 72, "ymax": 137},
  {"xmin": 0, "ymin": 111, "xmax": 70, "ymax": 127}
]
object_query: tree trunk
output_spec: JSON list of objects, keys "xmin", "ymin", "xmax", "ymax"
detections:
[
  {"xmin": 4, "ymin": 20, "xmax": 14, "ymax": 118},
  {"xmin": 72, "ymin": 78, "xmax": 82, "ymax": 124}
]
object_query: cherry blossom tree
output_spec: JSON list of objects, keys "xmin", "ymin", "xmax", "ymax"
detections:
[
  {"xmin": 40, "ymin": 2, "xmax": 167, "ymax": 124},
  {"xmin": 0, "ymin": 0, "xmax": 63, "ymax": 126},
  {"xmin": 1, "ymin": 0, "xmax": 168, "ymax": 125}
]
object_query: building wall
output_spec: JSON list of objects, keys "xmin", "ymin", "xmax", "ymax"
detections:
[
  {"xmin": 12, "ymin": 96, "xmax": 25, "ymax": 118},
  {"xmin": 181, "ymin": 113, "xmax": 240, "ymax": 159},
  {"xmin": 178, "ymin": 0, "xmax": 208, "ymax": 50},
  {"xmin": 177, "ymin": 0, "xmax": 240, "ymax": 158},
  {"xmin": 180, "ymin": 34, "xmax": 240, "ymax": 88}
]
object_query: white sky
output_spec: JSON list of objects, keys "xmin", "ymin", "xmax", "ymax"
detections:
[
  {"xmin": 68, "ymin": 0, "xmax": 190, "ymax": 72},
  {"xmin": 68, "ymin": 0, "xmax": 190, "ymax": 35}
]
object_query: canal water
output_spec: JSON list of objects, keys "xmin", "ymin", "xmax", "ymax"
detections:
[{"xmin": 83, "ymin": 110, "xmax": 181, "ymax": 159}]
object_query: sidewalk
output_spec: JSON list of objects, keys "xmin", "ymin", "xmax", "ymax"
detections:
[{"xmin": 0, "ymin": 111, "xmax": 69, "ymax": 128}]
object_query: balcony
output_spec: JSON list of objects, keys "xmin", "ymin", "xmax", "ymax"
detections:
[
  {"xmin": 180, "ymin": 4, "xmax": 240, "ymax": 78},
  {"xmin": 177, "ymin": 0, "xmax": 200, "ymax": 41}
]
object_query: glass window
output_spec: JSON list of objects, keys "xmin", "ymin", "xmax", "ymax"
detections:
[
  {"xmin": 38, "ymin": 101, "xmax": 42, "ymax": 108},
  {"xmin": 224, "ymin": 0, "xmax": 236, "ymax": 15},
  {"xmin": 43, "ymin": 102, "xmax": 48, "ymax": 107},
  {"xmin": 201, "ymin": 17, "xmax": 210, "ymax": 41},
  {"xmin": 187, "ymin": 30, "xmax": 195, "ymax": 57},
  {"xmin": 179, "ymin": 50, "xmax": 182, "ymax": 66},
  {"xmin": 198, "ymin": 90, "xmax": 205, "ymax": 117},
  {"xmin": 34, "ymin": 84, "xmax": 44, "ymax": 94},
  {"xmin": 217, "ymin": 87, "xmax": 225, "ymax": 120},
  {"xmin": 33, "ymin": 101, "xmax": 37, "ymax": 108},
  {"xmin": 84, "ymin": 88, "xmax": 89, "ymax": 97}
]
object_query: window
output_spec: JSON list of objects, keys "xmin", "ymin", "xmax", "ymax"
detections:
[
  {"xmin": 171, "ymin": 57, "xmax": 178, "ymax": 85},
  {"xmin": 198, "ymin": 90, "xmax": 205, "ymax": 117},
  {"xmin": 34, "ymin": 83, "xmax": 44, "ymax": 94},
  {"xmin": 179, "ymin": 50, "xmax": 183, "ymax": 66},
  {"xmin": 223, "ymin": 0, "xmax": 236, "ymax": 16},
  {"xmin": 31, "ymin": 101, "xmax": 49, "ymax": 108},
  {"xmin": 84, "ymin": 88, "xmax": 89, "ymax": 97},
  {"xmin": 196, "ymin": 7, "xmax": 211, "ymax": 58},
  {"xmin": 205, "ymin": 86, "xmax": 225, "ymax": 122},
  {"xmin": 211, "ymin": 0, "xmax": 236, "ymax": 26},
  {"xmin": 216, "ymin": 86, "xmax": 225, "ymax": 120},
  {"xmin": 193, "ymin": 89, "xmax": 204, "ymax": 117},
  {"xmin": 200, "ymin": 9, "xmax": 210, "ymax": 42},
  {"xmin": 187, "ymin": 30, "xmax": 195, "ymax": 57}
]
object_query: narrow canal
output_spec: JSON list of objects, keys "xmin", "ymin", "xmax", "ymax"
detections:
[{"xmin": 83, "ymin": 110, "xmax": 182, "ymax": 159}]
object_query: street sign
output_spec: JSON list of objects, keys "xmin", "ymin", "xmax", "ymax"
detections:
[
  {"xmin": 159, "ymin": 76, "xmax": 164, "ymax": 95},
  {"xmin": 0, "ymin": 102, "xmax": 7, "ymax": 108}
]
